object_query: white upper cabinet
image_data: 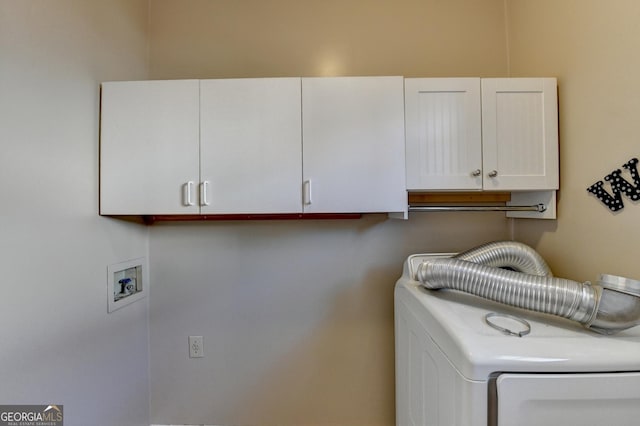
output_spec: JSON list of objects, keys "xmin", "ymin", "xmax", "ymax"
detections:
[
  {"xmin": 200, "ymin": 78, "xmax": 302, "ymax": 214},
  {"xmin": 481, "ymin": 78, "xmax": 559, "ymax": 191},
  {"xmin": 301, "ymin": 77, "xmax": 406, "ymax": 214},
  {"xmin": 100, "ymin": 77, "xmax": 406, "ymax": 216},
  {"xmin": 405, "ymin": 78, "xmax": 482, "ymax": 191},
  {"xmin": 100, "ymin": 80, "xmax": 200, "ymax": 215},
  {"xmin": 405, "ymin": 77, "xmax": 558, "ymax": 191}
]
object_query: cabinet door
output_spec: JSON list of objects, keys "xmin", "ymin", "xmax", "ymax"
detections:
[
  {"xmin": 100, "ymin": 80, "xmax": 200, "ymax": 215},
  {"xmin": 481, "ymin": 78, "xmax": 559, "ymax": 191},
  {"xmin": 200, "ymin": 78, "xmax": 302, "ymax": 214},
  {"xmin": 301, "ymin": 77, "xmax": 406, "ymax": 213},
  {"xmin": 405, "ymin": 78, "xmax": 482, "ymax": 191}
]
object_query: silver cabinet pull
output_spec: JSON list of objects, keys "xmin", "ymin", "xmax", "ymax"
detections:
[
  {"xmin": 488, "ymin": 170, "xmax": 498, "ymax": 178},
  {"xmin": 471, "ymin": 169, "xmax": 482, "ymax": 177}
]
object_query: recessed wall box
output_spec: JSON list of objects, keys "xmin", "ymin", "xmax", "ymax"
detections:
[{"xmin": 107, "ymin": 257, "xmax": 148, "ymax": 312}]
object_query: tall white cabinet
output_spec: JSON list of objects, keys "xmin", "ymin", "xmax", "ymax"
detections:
[
  {"xmin": 405, "ymin": 77, "xmax": 558, "ymax": 192},
  {"xmin": 100, "ymin": 77, "xmax": 406, "ymax": 217}
]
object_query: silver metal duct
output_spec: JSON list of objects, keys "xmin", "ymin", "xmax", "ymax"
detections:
[
  {"xmin": 417, "ymin": 241, "xmax": 640, "ymax": 334},
  {"xmin": 454, "ymin": 240, "xmax": 553, "ymax": 277}
]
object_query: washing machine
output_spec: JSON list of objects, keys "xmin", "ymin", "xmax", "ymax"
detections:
[{"xmin": 395, "ymin": 253, "xmax": 640, "ymax": 426}]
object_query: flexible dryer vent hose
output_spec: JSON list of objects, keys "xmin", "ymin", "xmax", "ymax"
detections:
[
  {"xmin": 454, "ymin": 240, "xmax": 553, "ymax": 277},
  {"xmin": 417, "ymin": 241, "xmax": 640, "ymax": 334}
]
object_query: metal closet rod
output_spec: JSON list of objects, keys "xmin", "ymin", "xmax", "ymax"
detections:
[{"xmin": 408, "ymin": 203, "xmax": 547, "ymax": 213}]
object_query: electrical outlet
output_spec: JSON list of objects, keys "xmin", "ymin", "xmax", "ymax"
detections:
[{"xmin": 189, "ymin": 336, "xmax": 204, "ymax": 358}]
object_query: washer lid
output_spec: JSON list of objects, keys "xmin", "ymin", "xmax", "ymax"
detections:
[{"xmin": 396, "ymin": 255, "xmax": 640, "ymax": 380}]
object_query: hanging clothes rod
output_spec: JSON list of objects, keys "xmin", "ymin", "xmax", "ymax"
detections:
[{"xmin": 408, "ymin": 203, "xmax": 546, "ymax": 213}]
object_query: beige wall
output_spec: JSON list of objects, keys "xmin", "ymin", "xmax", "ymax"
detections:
[
  {"xmin": 149, "ymin": 215, "xmax": 510, "ymax": 426},
  {"xmin": 507, "ymin": 1, "xmax": 640, "ymax": 282},
  {"xmin": 146, "ymin": 1, "xmax": 511, "ymax": 425},
  {"xmin": 149, "ymin": 0, "xmax": 508, "ymax": 79},
  {"xmin": 0, "ymin": 1, "xmax": 150, "ymax": 425}
]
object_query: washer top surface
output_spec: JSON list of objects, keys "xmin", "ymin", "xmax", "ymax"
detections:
[{"xmin": 396, "ymin": 254, "xmax": 640, "ymax": 380}]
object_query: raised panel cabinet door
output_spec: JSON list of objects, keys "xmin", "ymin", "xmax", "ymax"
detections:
[
  {"xmin": 301, "ymin": 76, "xmax": 406, "ymax": 213},
  {"xmin": 199, "ymin": 78, "xmax": 302, "ymax": 214},
  {"xmin": 100, "ymin": 80, "xmax": 200, "ymax": 215},
  {"xmin": 481, "ymin": 78, "xmax": 559, "ymax": 191},
  {"xmin": 404, "ymin": 78, "xmax": 482, "ymax": 191}
]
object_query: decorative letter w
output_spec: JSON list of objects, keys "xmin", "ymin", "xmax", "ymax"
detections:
[{"xmin": 587, "ymin": 158, "xmax": 640, "ymax": 212}]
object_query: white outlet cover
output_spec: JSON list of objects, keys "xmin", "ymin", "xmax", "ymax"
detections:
[
  {"xmin": 189, "ymin": 336, "xmax": 204, "ymax": 358},
  {"xmin": 107, "ymin": 257, "xmax": 148, "ymax": 313}
]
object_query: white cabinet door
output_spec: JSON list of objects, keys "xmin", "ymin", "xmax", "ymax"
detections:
[
  {"xmin": 404, "ymin": 78, "xmax": 482, "ymax": 191},
  {"xmin": 100, "ymin": 80, "xmax": 200, "ymax": 215},
  {"xmin": 200, "ymin": 78, "xmax": 302, "ymax": 214},
  {"xmin": 405, "ymin": 77, "xmax": 558, "ymax": 192},
  {"xmin": 301, "ymin": 77, "xmax": 406, "ymax": 214},
  {"xmin": 481, "ymin": 78, "xmax": 559, "ymax": 191}
]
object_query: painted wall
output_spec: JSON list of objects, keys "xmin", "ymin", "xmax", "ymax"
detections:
[
  {"xmin": 148, "ymin": 0, "xmax": 509, "ymax": 79},
  {"xmin": 507, "ymin": 1, "xmax": 640, "ymax": 282},
  {"xmin": 0, "ymin": 2, "xmax": 151, "ymax": 425},
  {"xmin": 146, "ymin": 1, "xmax": 511, "ymax": 425}
]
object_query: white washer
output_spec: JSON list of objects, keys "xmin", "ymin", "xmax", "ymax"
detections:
[{"xmin": 395, "ymin": 254, "xmax": 640, "ymax": 426}]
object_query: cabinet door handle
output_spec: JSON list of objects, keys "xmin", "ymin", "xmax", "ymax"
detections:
[
  {"xmin": 200, "ymin": 181, "xmax": 210, "ymax": 206},
  {"xmin": 488, "ymin": 170, "xmax": 498, "ymax": 178},
  {"xmin": 471, "ymin": 169, "xmax": 482, "ymax": 177},
  {"xmin": 183, "ymin": 181, "xmax": 195, "ymax": 206},
  {"xmin": 303, "ymin": 180, "xmax": 312, "ymax": 205}
]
